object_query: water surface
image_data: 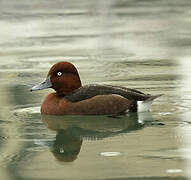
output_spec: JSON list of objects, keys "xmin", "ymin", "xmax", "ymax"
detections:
[{"xmin": 0, "ymin": 0, "xmax": 190, "ymax": 180}]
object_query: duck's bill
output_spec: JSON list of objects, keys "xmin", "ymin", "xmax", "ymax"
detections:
[{"xmin": 30, "ymin": 76, "xmax": 52, "ymax": 91}]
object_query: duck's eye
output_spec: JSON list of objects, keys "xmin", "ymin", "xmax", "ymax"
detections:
[{"xmin": 57, "ymin": 72, "xmax": 62, "ymax": 77}]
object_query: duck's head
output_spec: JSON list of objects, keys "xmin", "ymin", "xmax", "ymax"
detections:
[{"xmin": 31, "ymin": 62, "xmax": 82, "ymax": 96}]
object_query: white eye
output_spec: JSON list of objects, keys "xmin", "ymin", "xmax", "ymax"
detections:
[{"xmin": 57, "ymin": 72, "xmax": 62, "ymax": 77}]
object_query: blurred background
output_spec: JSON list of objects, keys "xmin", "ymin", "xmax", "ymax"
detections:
[{"xmin": 0, "ymin": 0, "xmax": 191, "ymax": 179}]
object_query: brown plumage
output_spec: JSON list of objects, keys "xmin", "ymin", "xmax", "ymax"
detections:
[{"xmin": 31, "ymin": 61, "xmax": 162, "ymax": 115}]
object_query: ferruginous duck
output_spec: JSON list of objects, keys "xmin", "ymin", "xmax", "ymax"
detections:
[{"xmin": 30, "ymin": 62, "xmax": 162, "ymax": 115}]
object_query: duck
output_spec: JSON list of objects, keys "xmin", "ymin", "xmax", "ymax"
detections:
[{"xmin": 30, "ymin": 61, "xmax": 162, "ymax": 115}]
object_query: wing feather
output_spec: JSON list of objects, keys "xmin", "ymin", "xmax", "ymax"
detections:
[{"xmin": 65, "ymin": 84, "xmax": 152, "ymax": 102}]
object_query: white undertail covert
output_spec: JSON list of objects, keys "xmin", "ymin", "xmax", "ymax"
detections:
[{"xmin": 137, "ymin": 100, "xmax": 153, "ymax": 112}]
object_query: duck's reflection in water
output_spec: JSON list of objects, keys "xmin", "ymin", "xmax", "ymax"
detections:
[
  {"xmin": 41, "ymin": 112, "xmax": 153, "ymax": 162},
  {"xmin": 51, "ymin": 129, "xmax": 82, "ymax": 162}
]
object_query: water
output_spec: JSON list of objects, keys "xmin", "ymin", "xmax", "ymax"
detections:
[{"xmin": 0, "ymin": 0, "xmax": 190, "ymax": 179}]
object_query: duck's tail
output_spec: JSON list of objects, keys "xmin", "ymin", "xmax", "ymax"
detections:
[
  {"xmin": 137, "ymin": 94, "xmax": 163, "ymax": 112},
  {"xmin": 144, "ymin": 94, "xmax": 163, "ymax": 102}
]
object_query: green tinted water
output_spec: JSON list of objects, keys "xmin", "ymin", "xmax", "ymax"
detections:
[{"xmin": 0, "ymin": 0, "xmax": 190, "ymax": 179}]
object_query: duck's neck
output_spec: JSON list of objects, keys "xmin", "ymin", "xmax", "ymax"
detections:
[{"xmin": 56, "ymin": 84, "xmax": 82, "ymax": 97}]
